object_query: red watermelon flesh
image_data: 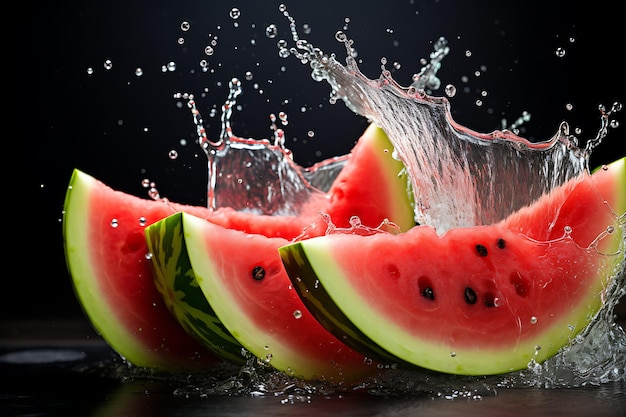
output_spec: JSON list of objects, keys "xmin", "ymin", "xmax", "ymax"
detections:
[
  {"xmin": 279, "ymin": 157, "xmax": 625, "ymax": 375},
  {"xmin": 63, "ymin": 123, "xmax": 414, "ymax": 371}
]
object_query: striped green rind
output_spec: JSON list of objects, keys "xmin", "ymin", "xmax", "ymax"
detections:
[{"xmin": 145, "ymin": 212, "xmax": 245, "ymax": 365}]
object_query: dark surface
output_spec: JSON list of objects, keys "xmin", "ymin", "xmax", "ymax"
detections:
[{"xmin": 2, "ymin": 320, "xmax": 626, "ymax": 417}]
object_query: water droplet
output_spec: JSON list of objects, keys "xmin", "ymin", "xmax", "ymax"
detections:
[
  {"xmin": 265, "ymin": 24, "xmax": 278, "ymax": 38},
  {"xmin": 229, "ymin": 7, "xmax": 240, "ymax": 19},
  {"xmin": 110, "ymin": 218, "xmax": 119, "ymax": 228},
  {"xmin": 293, "ymin": 310, "xmax": 302, "ymax": 319},
  {"xmin": 148, "ymin": 187, "xmax": 160, "ymax": 200}
]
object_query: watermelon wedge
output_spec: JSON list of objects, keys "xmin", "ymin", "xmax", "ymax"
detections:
[
  {"xmin": 63, "ymin": 123, "xmax": 414, "ymax": 371},
  {"xmin": 63, "ymin": 170, "xmax": 219, "ymax": 371},
  {"xmin": 144, "ymin": 124, "xmax": 415, "ymax": 378},
  {"xmin": 279, "ymin": 157, "xmax": 626, "ymax": 375},
  {"xmin": 153, "ymin": 212, "xmax": 383, "ymax": 382}
]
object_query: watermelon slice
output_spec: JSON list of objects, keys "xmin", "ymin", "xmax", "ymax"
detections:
[
  {"xmin": 63, "ymin": 123, "xmax": 414, "ymax": 371},
  {"xmin": 151, "ymin": 212, "xmax": 383, "ymax": 382},
  {"xmin": 63, "ymin": 170, "xmax": 219, "ymax": 371},
  {"xmin": 144, "ymin": 124, "xmax": 415, "ymax": 378},
  {"xmin": 279, "ymin": 157, "xmax": 626, "ymax": 375}
]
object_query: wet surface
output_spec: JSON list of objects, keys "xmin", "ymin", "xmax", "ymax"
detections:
[{"xmin": 1, "ymin": 320, "xmax": 625, "ymax": 417}]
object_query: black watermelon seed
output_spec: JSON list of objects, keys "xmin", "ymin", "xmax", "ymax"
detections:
[
  {"xmin": 464, "ymin": 287, "xmax": 478, "ymax": 305},
  {"xmin": 475, "ymin": 244, "xmax": 488, "ymax": 257},
  {"xmin": 421, "ymin": 287, "xmax": 435, "ymax": 301},
  {"xmin": 418, "ymin": 276, "xmax": 435, "ymax": 301},
  {"xmin": 252, "ymin": 266, "xmax": 266, "ymax": 280},
  {"xmin": 497, "ymin": 238, "xmax": 506, "ymax": 249}
]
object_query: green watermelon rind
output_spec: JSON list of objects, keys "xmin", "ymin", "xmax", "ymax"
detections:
[
  {"xmin": 279, "ymin": 157, "xmax": 626, "ymax": 376},
  {"xmin": 63, "ymin": 170, "xmax": 139, "ymax": 359},
  {"xmin": 145, "ymin": 213, "xmax": 246, "ymax": 365}
]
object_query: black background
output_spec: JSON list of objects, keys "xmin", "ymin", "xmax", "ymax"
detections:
[{"xmin": 10, "ymin": 0, "xmax": 625, "ymax": 320}]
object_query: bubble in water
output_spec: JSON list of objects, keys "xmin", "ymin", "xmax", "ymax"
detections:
[
  {"xmin": 110, "ymin": 218, "xmax": 119, "ymax": 228},
  {"xmin": 135, "ymin": 67, "xmax": 143, "ymax": 77},
  {"xmin": 168, "ymin": 149, "xmax": 178, "ymax": 159},
  {"xmin": 444, "ymin": 84, "xmax": 456, "ymax": 97},
  {"xmin": 293, "ymin": 310, "xmax": 302, "ymax": 319},
  {"xmin": 530, "ymin": 316, "xmax": 538, "ymax": 324},
  {"xmin": 555, "ymin": 47, "xmax": 566, "ymax": 57},
  {"xmin": 180, "ymin": 21, "xmax": 190, "ymax": 31},
  {"xmin": 229, "ymin": 8, "xmax": 240, "ymax": 19},
  {"xmin": 245, "ymin": 71, "xmax": 253, "ymax": 81},
  {"xmin": 86, "ymin": 67, "xmax": 94, "ymax": 75},
  {"xmin": 205, "ymin": 46, "xmax": 214, "ymax": 56},
  {"xmin": 139, "ymin": 217, "xmax": 147, "ymax": 226},
  {"xmin": 103, "ymin": 59, "xmax": 113, "ymax": 70}
]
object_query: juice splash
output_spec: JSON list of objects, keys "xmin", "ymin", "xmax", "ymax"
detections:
[
  {"xmin": 277, "ymin": 7, "xmax": 622, "ymax": 234},
  {"xmin": 175, "ymin": 79, "xmax": 349, "ymax": 215}
]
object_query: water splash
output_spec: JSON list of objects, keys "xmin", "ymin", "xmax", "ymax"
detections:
[
  {"xmin": 174, "ymin": 78, "xmax": 348, "ymax": 214},
  {"xmin": 278, "ymin": 6, "xmax": 621, "ymax": 234}
]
